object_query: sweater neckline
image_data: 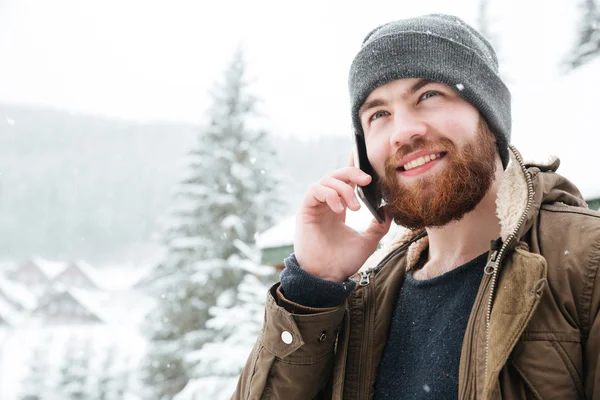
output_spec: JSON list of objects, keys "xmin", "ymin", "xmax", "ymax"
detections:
[{"xmin": 406, "ymin": 250, "xmax": 488, "ymax": 287}]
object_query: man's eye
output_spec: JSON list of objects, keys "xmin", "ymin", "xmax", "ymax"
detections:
[
  {"xmin": 370, "ymin": 110, "xmax": 389, "ymax": 121},
  {"xmin": 419, "ymin": 91, "xmax": 440, "ymax": 101}
]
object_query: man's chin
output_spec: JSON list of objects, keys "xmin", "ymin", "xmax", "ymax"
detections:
[
  {"xmin": 392, "ymin": 181, "xmax": 437, "ymax": 199},
  {"xmin": 388, "ymin": 204, "xmax": 470, "ymax": 231},
  {"xmin": 383, "ymin": 180, "xmax": 473, "ymax": 229}
]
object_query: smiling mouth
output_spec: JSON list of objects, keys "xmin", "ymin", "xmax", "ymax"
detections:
[{"xmin": 397, "ymin": 152, "xmax": 448, "ymax": 172}]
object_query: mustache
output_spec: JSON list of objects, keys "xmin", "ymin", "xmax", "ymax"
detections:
[{"xmin": 385, "ymin": 137, "xmax": 455, "ymax": 168}]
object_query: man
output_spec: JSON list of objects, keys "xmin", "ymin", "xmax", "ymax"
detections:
[{"xmin": 234, "ymin": 14, "xmax": 600, "ymax": 399}]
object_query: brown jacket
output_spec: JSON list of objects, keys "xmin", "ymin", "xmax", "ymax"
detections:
[{"xmin": 233, "ymin": 146, "xmax": 600, "ymax": 399}]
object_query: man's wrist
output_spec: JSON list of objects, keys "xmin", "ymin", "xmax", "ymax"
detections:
[
  {"xmin": 280, "ymin": 253, "xmax": 356, "ymax": 308},
  {"xmin": 301, "ymin": 267, "xmax": 348, "ymax": 283}
]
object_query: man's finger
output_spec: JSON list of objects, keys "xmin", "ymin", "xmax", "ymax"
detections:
[{"xmin": 328, "ymin": 167, "xmax": 371, "ymax": 186}]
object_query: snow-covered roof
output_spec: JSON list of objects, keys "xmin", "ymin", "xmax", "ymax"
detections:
[
  {"xmin": 21, "ymin": 258, "xmax": 147, "ymax": 291},
  {"xmin": 257, "ymin": 201, "xmax": 400, "ymax": 249},
  {"xmin": 0, "ymin": 296, "xmax": 23, "ymax": 326},
  {"xmin": 53, "ymin": 260, "xmax": 100, "ymax": 286},
  {"xmin": 40, "ymin": 290, "xmax": 105, "ymax": 323},
  {"xmin": 0, "ymin": 275, "xmax": 37, "ymax": 310},
  {"xmin": 256, "ymin": 215, "xmax": 295, "ymax": 249},
  {"xmin": 28, "ymin": 258, "xmax": 100, "ymax": 284},
  {"xmin": 31, "ymin": 257, "xmax": 68, "ymax": 278},
  {"xmin": 513, "ymin": 58, "xmax": 600, "ymax": 199}
]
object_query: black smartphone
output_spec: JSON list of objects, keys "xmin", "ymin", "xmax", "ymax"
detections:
[{"xmin": 353, "ymin": 131, "xmax": 385, "ymax": 224}]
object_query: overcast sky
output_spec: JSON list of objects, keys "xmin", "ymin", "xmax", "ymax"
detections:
[
  {"xmin": 0, "ymin": 0, "xmax": 577, "ymax": 137},
  {"xmin": 3, "ymin": 0, "xmax": 597, "ymax": 195}
]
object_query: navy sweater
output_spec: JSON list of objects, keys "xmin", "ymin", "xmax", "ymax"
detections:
[{"xmin": 280, "ymin": 251, "xmax": 487, "ymax": 399}]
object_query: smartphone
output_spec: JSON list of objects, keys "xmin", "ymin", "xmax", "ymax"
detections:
[{"xmin": 353, "ymin": 131, "xmax": 385, "ymax": 224}]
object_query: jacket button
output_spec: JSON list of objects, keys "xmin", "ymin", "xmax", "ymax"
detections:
[
  {"xmin": 281, "ymin": 331, "xmax": 293, "ymax": 344},
  {"xmin": 318, "ymin": 331, "xmax": 327, "ymax": 342}
]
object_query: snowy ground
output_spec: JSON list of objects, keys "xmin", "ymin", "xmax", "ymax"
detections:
[{"xmin": 0, "ymin": 324, "xmax": 147, "ymax": 399}]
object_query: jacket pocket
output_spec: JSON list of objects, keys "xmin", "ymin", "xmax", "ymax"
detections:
[
  {"xmin": 549, "ymin": 340, "xmax": 585, "ymax": 397},
  {"xmin": 502, "ymin": 359, "xmax": 543, "ymax": 400},
  {"xmin": 508, "ymin": 338, "xmax": 584, "ymax": 399}
]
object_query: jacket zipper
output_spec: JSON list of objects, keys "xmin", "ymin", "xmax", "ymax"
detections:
[
  {"xmin": 353, "ymin": 231, "xmax": 427, "ymax": 398},
  {"xmin": 481, "ymin": 245, "xmax": 501, "ymax": 387},
  {"xmin": 357, "ymin": 270, "xmax": 373, "ymax": 399},
  {"xmin": 482, "ymin": 145, "xmax": 535, "ymax": 385},
  {"xmin": 359, "ymin": 270, "xmax": 371, "ymax": 286},
  {"xmin": 458, "ymin": 251, "xmax": 494, "ymax": 399}
]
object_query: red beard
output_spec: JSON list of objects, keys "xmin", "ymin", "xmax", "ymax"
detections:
[{"xmin": 379, "ymin": 118, "xmax": 498, "ymax": 230}]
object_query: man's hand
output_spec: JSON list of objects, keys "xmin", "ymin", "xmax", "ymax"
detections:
[{"xmin": 293, "ymin": 154, "xmax": 392, "ymax": 282}]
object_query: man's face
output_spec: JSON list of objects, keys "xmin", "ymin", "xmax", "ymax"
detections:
[{"xmin": 358, "ymin": 78, "xmax": 499, "ymax": 230}]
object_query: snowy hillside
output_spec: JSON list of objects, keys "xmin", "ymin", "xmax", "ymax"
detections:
[{"xmin": 0, "ymin": 104, "xmax": 352, "ymax": 264}]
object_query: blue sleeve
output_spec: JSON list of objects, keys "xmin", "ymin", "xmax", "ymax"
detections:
[{"xmin": 279, "ymin": 253, "xmax": 356, "ymax": 308}]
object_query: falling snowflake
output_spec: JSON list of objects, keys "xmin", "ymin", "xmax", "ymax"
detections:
[{"xmin": 456, "ymin": 83, "xmax": 465, "ymax": 91}]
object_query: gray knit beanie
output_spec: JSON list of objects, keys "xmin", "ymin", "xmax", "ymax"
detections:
[{"xmin": 349, "ymin": 14, "xmax": 511, "ymax": 168}]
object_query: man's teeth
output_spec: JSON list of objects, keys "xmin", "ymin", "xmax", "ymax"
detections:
[{"xmin": 402, "ymin": 153, "xmax": 443, "ymax": 171}]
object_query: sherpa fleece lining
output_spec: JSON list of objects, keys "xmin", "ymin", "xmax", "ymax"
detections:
[{"xmin": 359, "ymin": 146, "xmax": 532, "ymax": 272}]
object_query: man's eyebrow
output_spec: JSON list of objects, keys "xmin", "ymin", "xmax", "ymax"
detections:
[
  {"xmin": 405, "ymin": 78, "xmax": 436, "ymax": 98},
  {"xmin": 359, "ymin": 98, "xmax": 388, "ymax": 118},
  {"xmin": 358, "ymin": 79, "xmax": 436, "ymax": 118}
]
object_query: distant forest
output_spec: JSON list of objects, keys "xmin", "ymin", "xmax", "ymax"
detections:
[{"xmin": 0, "ymin": 104, "xmax": 351, "ymax": 265}]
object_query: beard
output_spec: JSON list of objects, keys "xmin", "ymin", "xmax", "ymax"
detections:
[{"xmin": 379, "ymin": 117, "xmax": 498, "ymax": 230}]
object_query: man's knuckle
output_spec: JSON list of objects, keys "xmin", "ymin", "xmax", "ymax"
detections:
[{"xmin": 319, "ymin": 176, "xmax": 331, "ymax": 186}]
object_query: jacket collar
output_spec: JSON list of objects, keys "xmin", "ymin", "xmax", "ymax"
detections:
[{"xmin": 360, "ymin": 145, "xmax": 580, "ymax": 272}]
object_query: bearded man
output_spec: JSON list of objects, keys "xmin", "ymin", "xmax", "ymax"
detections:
[{"xmin": 233, "ymin": 14, "xmax": 600, "ymax": 399}]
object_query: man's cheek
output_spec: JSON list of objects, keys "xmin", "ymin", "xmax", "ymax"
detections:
[{"xmin": 366, "ymin": 151, "xmax": 385, "ymax": 178}]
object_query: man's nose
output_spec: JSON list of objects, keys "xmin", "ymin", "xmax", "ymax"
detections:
[{"xmin": 389, "ymin": 111, "xmax": 427, "ymax": 147}]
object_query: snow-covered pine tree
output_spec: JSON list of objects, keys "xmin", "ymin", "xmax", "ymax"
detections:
[
  {"xmin": 140, "ymin": 47, "xmax": 283, "ymax": 400},
  {"xmin": 97, "ymin": 344, "xmax": 131, "ymax": 400},
  {"xmin": 97, "ymin": 345, "xmax": 116, "ymax": 400},
  {"xmin": 174, "ymin": 246, "xmax": 277, "ymax": 400},
  {"xmin": 19, "ymin": 336, "xmax": 50, "ymax": 400},
  {"xmin": 563, "ymin": 0, "xmax": 600, "ymax": 71},
  {"xmin": 113, "ymin": 354, "xmax": 132, "ymax": 399},
  {"xmin": 57, "ymin": 335, "xmax": 92, "ymax": 400}
]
